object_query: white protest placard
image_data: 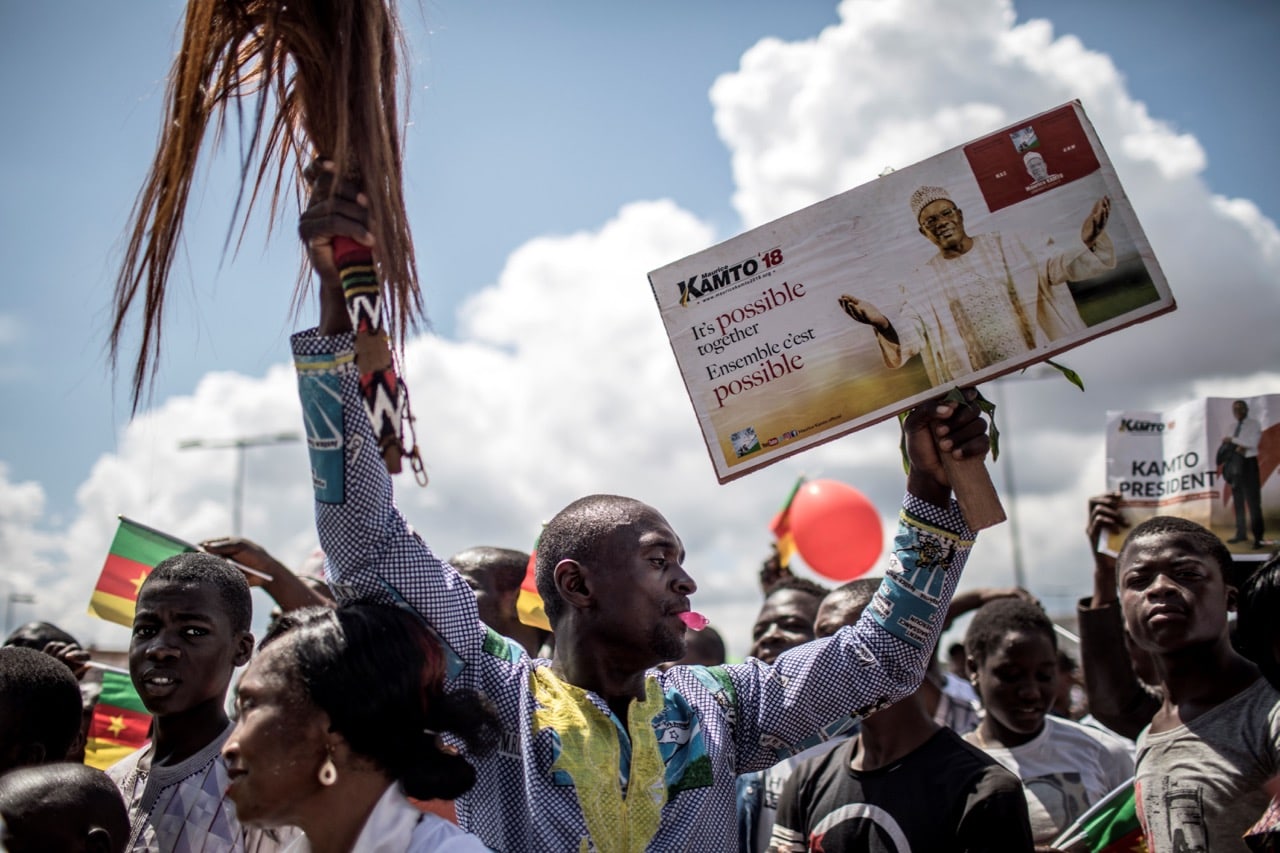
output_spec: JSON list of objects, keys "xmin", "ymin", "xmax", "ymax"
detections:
[
  {"xmin": 648, "ymin": 101, "xmax": 1174, "ymax": 483},
  {"xmin": 1105, "ymin": 394, "xmax": 1279, "ymax": 559}
]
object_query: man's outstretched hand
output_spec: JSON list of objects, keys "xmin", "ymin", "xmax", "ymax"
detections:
[
  {"xmin": 838, "ymin": 294, "xmax": 900, "ymax": 345},
  {"xmin": 1081, "ymin": 195, "xmax": 1110, "ymax": 249},
  {"xmin": 903, "ymin": 387, "xmax": 990, "ymax": 507}
]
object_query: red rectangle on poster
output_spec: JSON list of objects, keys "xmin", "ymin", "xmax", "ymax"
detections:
[{"xmin": 965, "ymin": 104, "xmax": 1101, "ymax": 213}]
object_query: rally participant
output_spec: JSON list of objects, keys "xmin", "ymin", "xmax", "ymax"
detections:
[
  {"xmin": 1237, "ymin": 550, "xmax": 1280, "ymax": 848},
  {"xmin": 1119, "ymin": 517, "xmax": 1280, "ymax": 849},
  {"xmin": 292, "ymin": 167, "xmax": 991, "ymax": 851},
  {"xmin": 962, "ymin": 599, "xmax": 1133, "ymax": 845},
  {"xmin": 108, "ymin": 553, "xmax": 295, "ymax": 852},
  {"xmin": 738, "ymin": 577, "xmax": 835, "ymax": 853},
  {"xmin": 1076, "ymin": 493, "xmax": 1162, "ymax": 739},
  {"xmin": 222, "ymin": 603, "xmax": 497, "ymax": 852},
  {"xmin": 0, "ymin": 762, "xmax": 130, "ymax": 853},
  {"xmin": 769, "ymin": 580, "xmax": 1033, "ymax": 851},
  {"xmin": 0, "ymin": 646, "xmax": 83, "ymax": 772},
  {"xmin": 448, "ymin": 546, "xmax": 549, "ymax": 656}
]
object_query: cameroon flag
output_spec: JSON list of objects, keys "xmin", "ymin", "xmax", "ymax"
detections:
[
  {"xmin": 1051, "ymin": 778, "xmax": 1147, "ymax": 852},
  {"xmin": 84, "ymin": 669, "xmax": 152, "ymax": 770},
  {"xmin": 517, "ymin": 530, "xmax": 550, "ymax": 632},
  {"xmin": 88, "ymin": 517, "xmax": 194, "ymax": 627},
  {"xmin": 769, "ymin": 476, "xmax": 805, "ymax": 568}
]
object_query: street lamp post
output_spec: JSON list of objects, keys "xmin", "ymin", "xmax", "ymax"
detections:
[
  {"xmin": 5, "ymin": 592, "xmax": 36, "ymax": 636},
  {"xmin": 990, "ymin": 379, "xmax": 1028, "ymax": 591},
  {"xmin": 178, "ymin": 432, "xmax": 301, "ymax": 535}
]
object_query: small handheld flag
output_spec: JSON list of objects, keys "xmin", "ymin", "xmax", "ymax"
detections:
[
  {"xmin": 88, "ymin": 517, "xmax": 194, "ymax": 627},
  {"xmin": 1051, "ymin": 777, "xmax": 1146, "ymax": 853},
  {"xmin": 517, "ymin": 531, "xmax": 551, "ymax": 632},
  {"xmin": 769, "ymin": 476, "xmax": 806, "ymax": 568},
  {"xmin": 84, "ymin": 667, "xmax": 152, "ymax": 770}
]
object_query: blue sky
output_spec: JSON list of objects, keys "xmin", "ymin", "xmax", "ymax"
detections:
[
  {"xmin": 1, "ymin": 0, "xmax": 1275, "ymax": 522},
  {"xmin": 1, "ymin": 0, "xmax": 1277, "ymax": 652}
]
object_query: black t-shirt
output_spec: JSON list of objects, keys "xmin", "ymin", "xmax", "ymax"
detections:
[{"xmin": 768, "ymin": 727, "xmax": 1034, "ymax": 852}]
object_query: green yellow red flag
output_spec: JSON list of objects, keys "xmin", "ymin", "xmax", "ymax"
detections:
[
  {"xmin": 517, "ymin": 528, "xmax": 551, "ymax": 632},
  {"xmin": 88, "ymin": 516, "xmax": 194, "ymax": 627},
  {"xmin": 1051, "ymin": 778, "xmax": 1146, "ymax": 852},
  {"xmin": 84, "ymin": 668, "xmax": 152, "ymax": 770},
  {"xmin": 769, "ymin": 476, "xmax": 806, "ymax": 568}
]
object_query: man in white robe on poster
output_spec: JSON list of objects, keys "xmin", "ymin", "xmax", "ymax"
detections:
[{"xmin": 840, "ymin": 185, "xmax": 1115, "ymax": 386}]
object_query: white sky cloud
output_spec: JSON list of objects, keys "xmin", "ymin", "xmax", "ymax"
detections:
[{"xmin": 6, "ymin": 0, "xmax": 1278, "ymax": 660}]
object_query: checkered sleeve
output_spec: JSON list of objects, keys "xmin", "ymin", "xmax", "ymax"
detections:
[
  {"xmin": 291, "ymin": 328, "xmax": 487, "ymax": 675},
  {"xmin": 726, "ymin": 492, "xmax": 976, "ymax": 773}
]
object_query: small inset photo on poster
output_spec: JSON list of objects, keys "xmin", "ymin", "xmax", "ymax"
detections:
[{"xmin": 731, "ymin": 427, "xmax": 761, "ymax": 459}]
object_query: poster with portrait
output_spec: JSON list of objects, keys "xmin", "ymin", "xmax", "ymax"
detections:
[
  {"xmin": 1103, "ymin": 394, "xmax": 1279, "ymax": 559},
  {"xmin": 648, "ymin": 101, "xmax": 1175, "ymax": 483}
]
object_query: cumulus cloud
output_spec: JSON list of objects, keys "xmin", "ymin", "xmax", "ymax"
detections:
[
  {"xmin": 9, "ymin": 0, "xmax": 1279, "ymax": 659},
  {"xmin": 710, "ymin": 0, "xmax": 1280, "ymax": 629}
]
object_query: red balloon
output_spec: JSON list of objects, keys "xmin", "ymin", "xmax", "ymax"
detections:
[{"xmin": 789, "ymin": 480, "xmax": 883, "ymax": 581}]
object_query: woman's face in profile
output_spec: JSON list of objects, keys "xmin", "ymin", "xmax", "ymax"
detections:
[{"xmin": 222, "ymin": 639, "xmax": 331, "ymax": 827}]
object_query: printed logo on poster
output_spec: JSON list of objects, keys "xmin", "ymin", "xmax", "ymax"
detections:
[
  {"xmin": 677, "ymin": 248, "xmax": 786, "ymax": 306},
  {"xmin": 1116, "ymin": 417, "xmax": 1176, "ymax": 434}
]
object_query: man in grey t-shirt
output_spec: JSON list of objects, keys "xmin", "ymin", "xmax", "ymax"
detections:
[{"xmin": 1118, "ymin": 516, "xmax": 1280, "ymax": 850}]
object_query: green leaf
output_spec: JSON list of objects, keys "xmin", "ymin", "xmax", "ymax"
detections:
[
  {"xmin": 1045, "ymin": 359, "xmax": 1085, "ymax": 391},
  {"xmin": 898, "ymin": 411, "xmax": 911, "ymax": 474},
  {"xmin": 897, "ymin": 364, "xmax": 1085, "ymax": 474}
]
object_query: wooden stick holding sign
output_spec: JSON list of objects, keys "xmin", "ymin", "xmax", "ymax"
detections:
[{"xmin": 940, "ymin": 453, "xmax": 1007, "ymax": 531}]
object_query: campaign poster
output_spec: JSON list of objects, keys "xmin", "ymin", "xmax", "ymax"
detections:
[
  {"xmin": 648, "ymin": 101, "xmax": 1175, "ymax": 483},
  {"xmin": 1104, "ymin": 394, "xmax": 1279, "ymax": 559}
]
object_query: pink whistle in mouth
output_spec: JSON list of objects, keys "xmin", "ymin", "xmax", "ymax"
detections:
[{"xmin": 678, "ymin": 611, "xmax": 710, "ymax": 631}]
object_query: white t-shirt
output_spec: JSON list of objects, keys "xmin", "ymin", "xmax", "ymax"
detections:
[{"xmin": 964, "ymin": 714, "xmax": 1135, "ymax": 843}]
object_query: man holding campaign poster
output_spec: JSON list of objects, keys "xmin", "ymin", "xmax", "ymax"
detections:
[{"xmin": 838, "ymin": 185, "xmax": 1114, "ymax": 386}]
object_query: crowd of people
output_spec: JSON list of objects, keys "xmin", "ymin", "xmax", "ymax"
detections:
[{"xmin": 1, "ymin": 176, "xmax": 1277, "ymax": 853}]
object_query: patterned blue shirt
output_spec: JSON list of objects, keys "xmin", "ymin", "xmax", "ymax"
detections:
[{"xmin": 293, "ymin": 329, "xmax": 977, "ymax": 853}]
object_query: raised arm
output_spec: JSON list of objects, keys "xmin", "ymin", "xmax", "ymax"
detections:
[
  {"xmin": 200, "ymin": 537, "xmax": 332, "ymax": 614},
  {"xmin": 1051, "ymin": 196, "xmax": 1116, "ymax": 282},
  {"xmin": 291, "ymin": 163, "xmax": 489, "ymax": 676},
  {"xmin": 725, "ymin": 390, "xmax": 989, "ymax": 770},
  {"xmin": 1076, "ymin": 492, "xmax": 1160, "ymax": 738}
]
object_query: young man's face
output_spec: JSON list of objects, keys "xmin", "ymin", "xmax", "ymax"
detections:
[
  {"xmin": 970, "ymin": 629, "xmax": 1057, "ymax": 742},
  {"xmin": 129, "ymin": 579, "xmax": 252, "ymax": 716},
  {"xmin": 1120, "ymin": 532, "xmax": 1232, "ymax": 656},
  {"xmin": 458, "ymin": 564, "xmax": 508, "ymax": 631},
  {"xmin": 591, "ymin": 506, "xmax": 697, "ymax": 666},
  {"xmin": 812, "ymin": 595, "xmax": 866, "ymax": 640},
  {"xmin": 1233, "ymin": 400, "xmax": 1248, "ymax": 421},
  {"xmin": 750, "ymin": 588, "xmax": 821, "ymax": 664}
]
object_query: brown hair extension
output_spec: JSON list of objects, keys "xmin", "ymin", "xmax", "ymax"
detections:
[{"xmin": 111, "ymin": 0, "xmax": 421, "ymax": 407}]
